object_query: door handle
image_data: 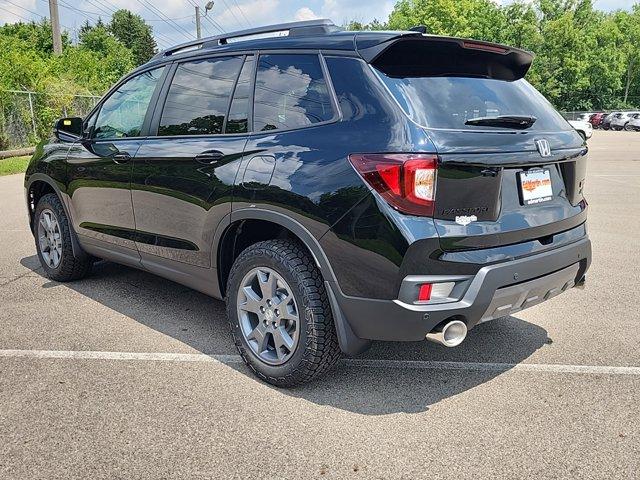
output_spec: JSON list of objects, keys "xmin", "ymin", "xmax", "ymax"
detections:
[
  {"xmin": 195, "ymin": 150, "xmax": 224, "ymax": 164},
  {"xmin": 112, "ymin": 152, "xmax": 131, "ymax": 164}
]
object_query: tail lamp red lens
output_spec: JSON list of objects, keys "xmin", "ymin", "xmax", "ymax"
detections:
[
  {"xmin": 348, "ymin": 154, "xmax": 437, "ymax": 216},
  {"xmin": 418, "ymin": 283, "xmax": 433, "ymax": 302}
]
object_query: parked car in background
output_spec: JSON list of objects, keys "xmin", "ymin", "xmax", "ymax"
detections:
[
  {"xmin": 628, "ymin": 113, "xmax": 640, "ymax": 131},
  {"xmin": 574, "ymin": 113, "xmax": 593, "ymax": 122},
  {"xmin": 611, "ymin": 112, "xmax": 640, "ymax": 131},
  {"xmin": 601, "ymin": 112, "xmax": 618, "ymax": 130},
  {"xmin": 568, "ymin": 120, "xmax": 593, "ymax": 140},
  {"xmin": 589, "ymin": 112, "xmax": 606, "ymax": 129}
]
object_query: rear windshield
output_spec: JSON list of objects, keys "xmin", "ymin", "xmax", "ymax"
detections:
[{"xmin": 376, "ymin": 72, "xmax": 570, "ymax": 132}]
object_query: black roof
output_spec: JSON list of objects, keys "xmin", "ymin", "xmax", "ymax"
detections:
[
  {"xmin": 137, "ymin": 20, "xmax": 414, "ymax": 70},
  {"xmin": 133, "ymin": 19, "xmax": 534, "ymax": 81}
]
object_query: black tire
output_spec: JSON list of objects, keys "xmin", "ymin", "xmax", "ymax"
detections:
[
  {"xmin": 226, "ymin": 240, "xmax": 341, "ymax": 387},
  {"xmin": 34, "ymin": 193, "xmax": 92, "ymax": 282},
  {"xmin": 624, "ymin": 123, "xmax": 633, "ymax": 131}
]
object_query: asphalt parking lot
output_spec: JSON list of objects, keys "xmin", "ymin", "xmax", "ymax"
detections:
[{"xmin": 1, "ymin": 131, "xmax": 639, "ymax": 479}]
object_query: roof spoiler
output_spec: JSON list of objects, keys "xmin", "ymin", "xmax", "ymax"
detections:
[{"xmin": 357, "ymin": 33, "xmax": 534, "ymax": 82}]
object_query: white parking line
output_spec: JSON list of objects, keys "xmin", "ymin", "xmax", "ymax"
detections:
[{"xmin": 1, "ymin": 349, "xmax": 639, "ymax": 376}]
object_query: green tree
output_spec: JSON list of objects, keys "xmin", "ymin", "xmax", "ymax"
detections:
[
  {"xmin": 109, "ymin": 10, "xmax": 157, "ymax": 65},
  {"xmin": 387, "ymin": 0, "xmax": 508, "ymax": 42},
  {"xmin": 0, "ymin": 20, "xmax": 70, "ymax": 56},
  {"xmin": 614, "ymin": 6, "xmax": 640, "ymax": 105}
]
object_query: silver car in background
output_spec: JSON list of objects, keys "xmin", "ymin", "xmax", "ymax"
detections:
[
  {"xmin": 628, "ymin": 113, "xmax": 640, "ymax": 131},
  {"xmin": 611, "ymin": 112, "xmax": 640, "ymax": 131}
]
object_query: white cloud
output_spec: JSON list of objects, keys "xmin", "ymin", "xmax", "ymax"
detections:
[
  {"xmin": 294, "ymin": 7, "xmax": 320, "ymax": 21},
  {"xmin": 213, "ymin": 0, "xmax": 281, "ymax": 29},
  {"xmin": 319, "ymin": 0, "xmax": 394, "ymax": 25},
  {"xmin": 0, "ymin": 0, "xmax": 38, "ymax": 23}
]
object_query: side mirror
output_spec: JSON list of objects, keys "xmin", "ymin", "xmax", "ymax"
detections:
[{"xmin": 54, "ymin": 117, "xmax": 83, "ymax": 141}]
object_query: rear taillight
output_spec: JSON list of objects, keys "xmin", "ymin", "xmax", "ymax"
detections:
[{"xmin": 349, "ymin": 154, "xmax": 437, "ymax": 216}]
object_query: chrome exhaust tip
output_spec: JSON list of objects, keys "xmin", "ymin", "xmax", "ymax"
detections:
[{"xmin": 426, "ymin": 320, "xmax": 468, "ymax": 347}]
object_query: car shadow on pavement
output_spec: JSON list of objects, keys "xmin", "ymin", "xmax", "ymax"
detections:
[{"xmin": 21, "ymin": 255, "xmax": 551, "ymax": 415}]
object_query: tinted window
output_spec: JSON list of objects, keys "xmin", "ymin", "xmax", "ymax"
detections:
[
  {"xmin": 253, "ymin": 54, "xmax": 334, "ymax": 132},
  {"xmin": 225, "ymin": 56, "xmax": 254, "ymax": 134},
  {"xmin": 94, "ymin": 67, "xmax": 164, "ymax": 139},
  {"xmin": 377, "ymin": 73, "xmax": 571, "ymax": 132},
  {"xmin": 159, "ymin": 56, "xmax": 243, "ymax": 136}
]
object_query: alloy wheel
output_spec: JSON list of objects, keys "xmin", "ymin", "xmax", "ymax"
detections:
[
  {"xmin": 236, "ymin": 267, "xmax": 300, "ymax": 365},
  {"xmin": 37, "ymin": 209, "xmax": 63, "ymax": 269}
]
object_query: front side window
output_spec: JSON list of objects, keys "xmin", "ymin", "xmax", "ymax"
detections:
[
  {"xmin": 94, "ymin": 67, "xmax": 165, "ymax": 139},
  {"xmin": 253, "ymin": 54, "xmax": 334, "ymax": 132},
  {"xmin": 158, "ymin": 56, "xmax": 243, "ymax": 136}
]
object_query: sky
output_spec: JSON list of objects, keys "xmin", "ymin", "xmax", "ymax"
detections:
[{"xmin": 0, "ymin": 0, "xmax": 637, "ymax": 50}]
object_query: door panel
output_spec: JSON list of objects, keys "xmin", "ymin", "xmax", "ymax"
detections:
[
  {"xmin": 131, "ymin": 137, "xmax": 246, "ymax": 267},
  {"xmin": 66, "ymin": 139, "xmax": 142, "ymax": 251},
  {"xmin": 131, "ymin": 55, "xmax": 250, "ymax": 268},
  {"xmin": 65, "ymin": 66, "xmax": 166, "ymax": 253}
]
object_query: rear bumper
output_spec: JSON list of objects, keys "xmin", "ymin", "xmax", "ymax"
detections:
[{"xmin": 328, "ymin": 236, "xmax": 591, "ymax": 343}]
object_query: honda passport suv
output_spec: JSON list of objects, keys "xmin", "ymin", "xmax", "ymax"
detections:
[{"xmin": 25, "ymin": 20, "xmax": 591, "ymax": 387}]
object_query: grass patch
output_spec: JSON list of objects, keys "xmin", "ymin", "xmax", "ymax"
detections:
[{"xmin": 0, "ymin": 156, "xmax": 31, "ymax": 176}]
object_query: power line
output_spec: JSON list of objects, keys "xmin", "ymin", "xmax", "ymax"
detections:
[
  {"xmin": 85, "ymin": 0, "xmax": 117, "ymax": 16},
  {"xmin": 231, "ymin": 0, "xmax": 252, "ymax": 28},
  {"xmin": 134, "ymin": 0, "xmax": 193, "ymax": 41},
  {"xmin": 220, "ymin": 0, "xmax": 246, "ymax": 29},
  {"xmin": 185, "ymin": 0, "xmax": 225, "ymax": 34},
  {"xmin": 1, "ymin": 1, "xmax": 74, "ymax": 30}
]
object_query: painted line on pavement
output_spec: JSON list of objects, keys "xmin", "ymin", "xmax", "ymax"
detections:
[{"xmin": 1, "ymin": 349, "xmax": 639, "ymax": 376}]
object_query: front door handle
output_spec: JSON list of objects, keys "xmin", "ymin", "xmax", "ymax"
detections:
[
  {"xmin": 195, "ymin": 150, "xmax": 224, "ymax": 164},
  {"xmin": 112, "ymin": 152, "xmax": 131, "ymax": 164}
]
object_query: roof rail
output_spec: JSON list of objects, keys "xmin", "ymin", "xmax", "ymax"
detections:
[{"xmin": 152, "ymin": 19, "xmax": 338, "ymax": 60}]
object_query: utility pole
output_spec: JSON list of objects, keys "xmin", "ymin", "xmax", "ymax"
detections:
[
  {"xmin": 195, "ymin": 5, "xmax": 202, "ymax": 40},
  {"xmin": 48, "ymin": 0, "xmax": 62, "ymax": 55}
]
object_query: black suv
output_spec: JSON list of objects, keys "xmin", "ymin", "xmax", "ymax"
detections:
[{"xmin": 25, "ymin": 20, "xmax": 591, "ymax": 386}]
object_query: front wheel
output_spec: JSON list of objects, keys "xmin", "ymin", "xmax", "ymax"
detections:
[
  {"xmin": 226, "ymin": 240, "xmax": 341, "ymax": 387},
  {"xmin": 624, "ymin": 123, "xmax": 633, "ymax": 131},
  {"xmin": 34, "ymin": 193, "xmax": 92, "ymax": 281}
]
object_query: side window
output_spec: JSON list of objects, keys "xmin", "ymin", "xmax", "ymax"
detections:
[
  {"xmin": 225, "ymin": 56, "xmax": 254, "ymax": 134},
  {"xmin": 253, "ymin": 54, "xmax": 334, "ymax": 132},
  {"xmin": 94, "ymin": 67, "xmax": 165, "ymax": 140},
  {"xmin": 158, "ymin": 56, "xmax": 243, "ymax": 136}
]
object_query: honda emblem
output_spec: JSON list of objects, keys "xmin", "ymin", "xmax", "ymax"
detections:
[{"xmin": 535, "ymin": 139, "xmax": 552, "ymax": 158}]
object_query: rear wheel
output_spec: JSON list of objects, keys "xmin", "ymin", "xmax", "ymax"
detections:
[
  {"xmin": 34, "ymin": 193, "xmax": 92, "ymax": 281},
  {"xmin": 226, "ymin": 240, "xmax": 341, "ymax": 387},
  {"xmin": 624, "ymin": 123, "xmax": 633, "ymax": 131}
]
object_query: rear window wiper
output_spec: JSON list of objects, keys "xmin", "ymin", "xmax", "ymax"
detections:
[{"xmin": 465, "ymin": 115, "xmax": 537, "ymax": 129}]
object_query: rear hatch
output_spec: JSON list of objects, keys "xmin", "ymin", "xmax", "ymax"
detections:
[{"xmin": 361, "ymin": 34, "xmax": 588, "ymax": 252}]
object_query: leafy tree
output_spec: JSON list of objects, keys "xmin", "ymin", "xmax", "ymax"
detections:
[
  {"xmin": 387, "ymin": 0, "xmax": 508, "ymax": 42},
  {"xmin": 0, "ymin": 20, "xmax": 70, "ymax": 57},
  {"xmin": 613, "ymin": 6, "xmax": 640, "ymax": 104},
  {"xmin": 109, "ymin": 10, "xmax": 157, "ymax": 65}
]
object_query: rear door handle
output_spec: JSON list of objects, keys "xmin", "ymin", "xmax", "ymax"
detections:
[
  {"xmin": 195, "ymin": 150, "xmax": 224, "ymax": 164},
  {"xmin": 112, "ymin": 152, "xmax": 131, "ymax": 164}
]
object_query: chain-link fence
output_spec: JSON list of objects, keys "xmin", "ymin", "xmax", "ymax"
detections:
[{"xmin": 0, "ymin": 90, "xmax": 100, "ymax": 150}]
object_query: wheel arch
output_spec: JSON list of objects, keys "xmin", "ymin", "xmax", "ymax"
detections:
[
  {"xmin": 215, "ymin": 209, "xmax": 338, "ymax": 296},
  {"xmin": 214, "ymin": 208, "xmax": 371, "ymax": 357},
  {"xmin": 25, "ymin": 173, "xmax": 89, "ymax": 261}
]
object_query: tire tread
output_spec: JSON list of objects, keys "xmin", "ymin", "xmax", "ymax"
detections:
[{"xmin": 226, "ymin": 239, "xmax": 341, "ymax": 387}]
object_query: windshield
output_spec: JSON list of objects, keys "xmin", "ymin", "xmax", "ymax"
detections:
[{"xmin": 376, "ymin": 71, "xmax": 570, "ymax": 132}]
